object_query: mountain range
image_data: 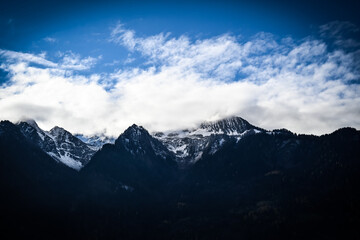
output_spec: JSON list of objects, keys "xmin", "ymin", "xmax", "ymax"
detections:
[
  {"xmin": 9, "ymin": 116, "xmax": 277, "ymax": 169},
  {"xmin": 0, "ymin": 116, "xmax": 359, "ymax": 239}
]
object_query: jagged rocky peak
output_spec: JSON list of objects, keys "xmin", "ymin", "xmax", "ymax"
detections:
[
  {"xmin": 116, "ymin": 124, "xmax": 154, "ymax": 148},
  {"xmin": 0, "ymin": 120, "xmax": 19, "ymax": 136},
  {"xmin": 123, "ymin": 124, "xmax": 150, "ymax": 138},
  {"xmin": 118, "ymin": 124, "xmax": 154, "ymax": 145},
  {"xmin": 199, "ymin": 116, "xmax": 257, "ymax": 135},
  {"xmin": 48, "ymin": 126, "xmax": 96, "ymax": 163},
  {"xmin": 18, "ymin": 118, "xmax": 44, "ymax": 131},
  {"xmin": 116, "ymin": 124, "xmax": 174, "ymax": 159},
  {"xmin": 21, "ymin": 118, "xmax": 40, "ymax": 128},
  {"xmin": 152, "ymin": 116, "xmax": 264, "ymax": 166},
  {"xmin": 14, "ymin": 120, "xmax": 96, "ymax": 170},
  {"xmin": 17, "ymin": 120, "xmax": 49, "ymax": 143},
  {"xmin": 49, "ymin": 126, "xmax": 69, "ymax": 136}
]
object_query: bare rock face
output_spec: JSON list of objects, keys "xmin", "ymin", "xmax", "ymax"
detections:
[
  {"xmin": 17, "ymin": 120, "xmax": 95, "ymax": 170},
  {"xmin": 153, "ymin": 116, "xmax": 265, "ymax": 166}
]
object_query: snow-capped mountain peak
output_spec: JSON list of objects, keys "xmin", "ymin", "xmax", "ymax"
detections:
[
  {"xmin": 122, "ymin": 124, "xmax": 149, "ymax": 141},
  {"xmin": 17, "ymin": 121, "xmax": 96, "ymax": 170},
  {"xmin": 153, "ymin": 116, "xmax": 264, "ymax": 166},
  {"xmin": 199, "ymin": 116, "xmax": 258, "ymax": 135},
  {"xmin": 49, "ymin": 126, "xmax": 67, "ymax": 135},
  {"xmin": 22, "ymin": 118, "xmax": 40, "ymax": 129},
  {"xmin": 18, "ymin": 119, "xmax": 48, "ymax": 140}
]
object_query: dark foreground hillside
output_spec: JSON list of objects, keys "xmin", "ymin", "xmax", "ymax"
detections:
[{"xmin": 1, "ymin": 120, "xmax": 360, "ymax": 239}]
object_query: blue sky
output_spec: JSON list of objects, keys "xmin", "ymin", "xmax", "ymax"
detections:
[{"xmin": 0, "ymin": 0, "xmax": 359, "ymax": 136}]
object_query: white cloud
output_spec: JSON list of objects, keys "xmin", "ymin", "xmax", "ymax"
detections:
[
  {"xmin": 0, "ymin": 49, "xmax": 58, "ymax": 68},
  {"xmin": 43, "ymin": 37, "xmax": 57, "ymax": 43},
  {"xmin": 59, "ymin": 51, "xmax": 101, "ymax": 70},
  {"xmin": 0, "ymin": 49, "xmax": 100, "ymax": 71},
  {"xmin": 0, "ymin": 22, "xmax": 359, "ymax": 136}
]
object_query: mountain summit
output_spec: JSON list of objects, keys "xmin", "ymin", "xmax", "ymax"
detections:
[
  {"xmin": 154, "ymin": 116, "xmax": 264, "ymax": 166},
  {"xmin": 116, "ymin": 124, "xmax": 175, "ymax": 160},
  {"xmin": 17, "ymin": 121, "xmax": 95, "ymax": 170},
  {"xmin": 199, "ymin": 116, "xmax": 261, "ymax": 135}
]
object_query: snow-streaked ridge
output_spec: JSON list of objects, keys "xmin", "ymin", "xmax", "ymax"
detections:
[
  {"xmin": 17, "ymin": 120, "xmax": 96, "ymax": 170},
  {"xmin": 153, "ymin": 116, "xmax": 264, "ymax": 166},
  {"xmin": 15, "ymin": 116, "xmax": 292, "ymax": 169}
]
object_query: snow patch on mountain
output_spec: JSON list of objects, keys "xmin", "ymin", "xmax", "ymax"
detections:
[
  {"xmin": 48, "ymin": 152, "xmax": 83, "ymax": 170},
  {"xmin": 17, "ymin": 120, "xmax": 96, "ymax": 170},
  {"xmin": 153, "ymin": 116, "xmax": 264, "ymax": 166}
]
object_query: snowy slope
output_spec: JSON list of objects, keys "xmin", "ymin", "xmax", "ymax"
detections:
[
  {"xmin": 18, "ymin": 120, "xmax": 96, "ymax": 170},
  {"xmin": 153, "ymin": 116, "xmax": 265, "ymax": 166}
]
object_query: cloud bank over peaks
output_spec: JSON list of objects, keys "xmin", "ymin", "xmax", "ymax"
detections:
[{"xmin": 0, "ymin": 21, "xmax": 359, "ymax": 136}]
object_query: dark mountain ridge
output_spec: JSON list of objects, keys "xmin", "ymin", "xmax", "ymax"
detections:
[{"xmin": 0, "ymin": 118, "xmax": 359, "ymax": 239}]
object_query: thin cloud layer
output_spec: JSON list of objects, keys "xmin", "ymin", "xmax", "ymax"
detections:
[
  {"xmin": 43, "ymin": 37, "xmax": 57, "ymax": 43},
  {"xmin": 0, "ymin": 49, "xmax": 100, "ymax": 71},
  {"xmin": 0, "ymin": 22, "xmax": 359, "ymax": 136}
]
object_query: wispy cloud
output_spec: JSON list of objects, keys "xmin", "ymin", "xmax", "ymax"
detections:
[
  {"xmin": 0, "ymin": 22, "xmax": 359, "ymax": 136},
  {"xmin": 319, "ymin": 21, "xmax": 360, "ymax": 48},
  {"xmin": 0, "ymin": 49, "xmax": 58, "ymax": 68},
  {"xmin": 320, "ymin": 21, "xmax": 359, "ymax": 38},
  {"xmin": 59, "ymin": 51, "xmax": 101, "ymax": 70},
  {"xmin": 0, "ymin": 49, "xmax": 101, "ymax": 71},
  {"xmin": 43, "ymin": 37, "xmax": 57, "ymax": 43}
]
